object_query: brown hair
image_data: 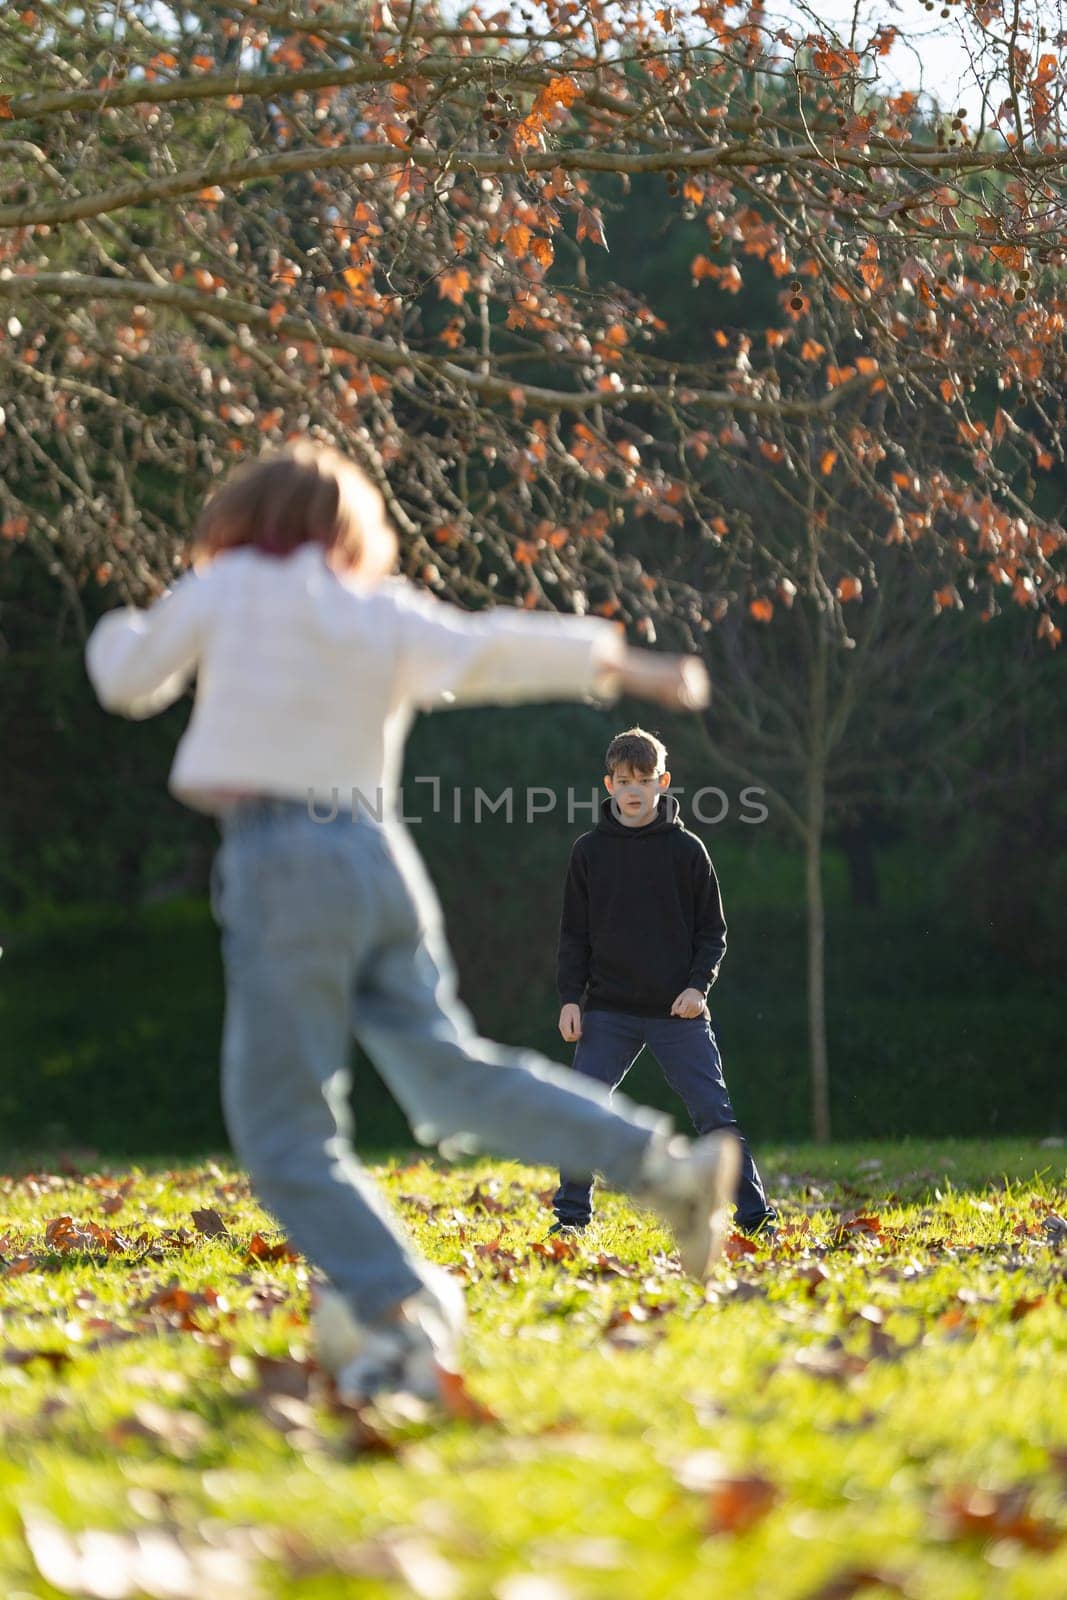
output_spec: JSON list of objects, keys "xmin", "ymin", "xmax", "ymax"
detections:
[
  {"xmin": 605, "ymin": 727, "xmax": 668, "ymax": 776},
  {"xmin": 191, "ymin": 438, "xmax": 397, "ymax": 578}
]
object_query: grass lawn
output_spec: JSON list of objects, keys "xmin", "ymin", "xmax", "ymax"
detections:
[{"xmin": 1, "ymin": 1139, "xmax": 1065, "ymax": 1598}]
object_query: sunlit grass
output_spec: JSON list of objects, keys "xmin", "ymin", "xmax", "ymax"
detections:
[{"xmin": 1, "ymin": 1141, "xmax": 1065, "ymax": 1597}]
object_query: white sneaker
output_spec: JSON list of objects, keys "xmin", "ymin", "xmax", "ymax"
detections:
[
  {"xmin": 313, "ymin": 1267, "xmax": 466, "ymax": 1405},
  {"xmin": 637, "ymin": 1129, "xmax": 742, "ymax": 1278}
]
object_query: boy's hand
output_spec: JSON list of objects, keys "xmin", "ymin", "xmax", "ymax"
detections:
[
  {"xmin": 619, "ymin": 651, "xmax": 711, "ymax": 712},
  {"xmin": 559, "ymin": 1003, "xmax": 583, "ymax": 1042},
  {"xmin": 670, "ymin": 987, "xmax": 707, "ymax": 1019}
]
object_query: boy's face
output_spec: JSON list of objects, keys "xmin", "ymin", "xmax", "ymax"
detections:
[{"xmin": 604, "ymin": 761, "xmax": 671, "ymax": 828}]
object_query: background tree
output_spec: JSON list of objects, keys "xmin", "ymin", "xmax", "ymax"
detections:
[
  {"xmin": 1, "ymin": 0, "xmax": 1065, "ymax": 638},
  {"xmin": 2, "ymin": 1, "xmax": 1065, "ymax": 1140}
]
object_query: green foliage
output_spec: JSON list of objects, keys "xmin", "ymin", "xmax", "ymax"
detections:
[
  {"xmin": 3, "ymin": 696, "xmax": 1063, "ymax": 1153},
  {"xmin": 0, "ymin": 1146, "xmax": 1065, "ymax": 1597}
]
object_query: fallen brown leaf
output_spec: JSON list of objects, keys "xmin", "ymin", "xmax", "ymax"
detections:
[
  {"xmin": 4, "ymin": 1346, "xmax": 72, "ymax": 1373},
  {"xmin": 531, "ymin": 1235, "xmax": 579, "ymax": 1263},
  {"xmin": 1009, "ymin": 1294, "xmax": 1046, "ymax": 1321},
  {"xmin": 803, "ymin": 1565, "xmax": 916, "ymax": 1599},
  {"xmin": 707, "ymin": 1473, "xmax": 779, "ymax": 1534},
  {"xmin": 935, "ymin": 1485, "xmax": 1063, "ymax": 1551},
  {"xmin": 436, "ymin": 1365, "xmax": 498, "ymax": 1423},
  {"xmin": 191, "ymin": 1207, "xmax": 230, "ymax": 1239},
  {"xmin": 247, "ymin": 1232, "xmax": 300, "ymax": 1263}
]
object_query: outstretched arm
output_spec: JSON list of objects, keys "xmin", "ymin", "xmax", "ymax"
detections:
[
  {"xmin": 392, "ymin": 584, "xmax": 709, "ymax": 714},
  {"xmin": 86, "ymin": 570, "xmax": 205, "ymax": 719}
]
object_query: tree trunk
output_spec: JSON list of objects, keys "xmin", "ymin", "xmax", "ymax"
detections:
[
  {"xmin": 805, "ymin": 563, "xmax": 831, "ymax": 1142},
  {"xmin": 805, "ymin": 804, "xmax": 831, "ymax": 1143}
]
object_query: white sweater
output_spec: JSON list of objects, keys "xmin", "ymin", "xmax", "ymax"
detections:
[{"xmin": 85, "ymin": 545, "xmax": 625, "ymax": 815}]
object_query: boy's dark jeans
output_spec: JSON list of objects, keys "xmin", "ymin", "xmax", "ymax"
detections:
[{"xmin": 552, "ymin": 1007, "xmax": 776, "ymax": 1232}]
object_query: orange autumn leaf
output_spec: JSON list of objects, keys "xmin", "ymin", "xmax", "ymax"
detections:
[
  {"xmin": 576, "ymin": 207, "xmax": 609, "ymax": 249},
  {"xmin": 836, "ymin": 575, "xmax": 863, "ymax": 603},
  {"xmin": 538, "ymin": 75, "xmax": 580, "ymax": 110},
  {"xmin": 247, "ymin": 1233, "xmax": 300, "ymax": 1263},
  {"xmin": 530, "ymin": 236, "xmax": 555, "ymax": 269},
  {"xmin": 707, "ymin": 1474, "xmax": 779, "ymax": 1534},
  {"xmin": 512, "ymin": 113, "xmax": 547, "ymax": 150},
  {"xmin": 436, "ymin": 1366, "xmax": 499, "ymax": 1423},
  {"xmin": 749, "ymin": 597, "xmax": 774, "ymax": 622},
  {"xmin": 505, "ymin": 222, "xmax": 533, "ymax": 257},
  {"xmin": 858, "ymin": 239, "xmax": 883, "ymax": 290},
  {"xmin": 937, "ymin": 1486, "xmax": 1062, "ymax": 1551},
  {"xmin": 820, "ymin": 448, "xmax": 838, "ymax": 475},
  {"xmin": 811, "ymin": 42, "xmax": 859, "ymax": 79},
  {"xmin": 437, "ymin": 268, "xmax": 471, "ymax": 305}
]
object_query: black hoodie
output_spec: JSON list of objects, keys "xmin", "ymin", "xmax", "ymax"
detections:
[{"xmin": 557, "ymin": 794, "xmax": 727, "ymax": 1018}]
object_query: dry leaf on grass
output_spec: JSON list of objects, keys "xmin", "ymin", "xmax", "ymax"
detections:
[
  {"xmin": 190, "ymin": 1208, "xmax": 230, "ymax": 1239},
  {"xmin": 672, "ymin": 1449, "xmax": 780, "ymax": 1533},
  {"xmin": 934, "ymin": 1485, "xmax": 1063, "ymax": 1551},
  {"xmin": 802, "ymin": 1565, "xmax": 916, "ymax": 1599}
]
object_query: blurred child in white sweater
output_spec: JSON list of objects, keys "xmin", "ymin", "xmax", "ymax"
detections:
[{"xmin": 86, "ymin": 439, "xmax": 739, "ymax": 1408}]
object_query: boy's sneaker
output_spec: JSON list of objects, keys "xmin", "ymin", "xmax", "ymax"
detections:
[
  {"xmin": 313, "ymin": 1266, "xmax": 466, "ymax": 1406},
  {"xmin": 637, "ymin": 1129, "xmax": 742, "ymax": 1278},
  {"xmin": 546, "ymin": 1220, "xmax": 586, "ymax": 1240}
]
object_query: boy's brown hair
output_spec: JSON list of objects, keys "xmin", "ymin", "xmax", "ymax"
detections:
[
  {"xmin": 605, "ymin": 727, "xmax": 668, "ymax": 776},
  {"xmin": 192, "ymin": 438, "xmax": 397, "ymax": 577}
]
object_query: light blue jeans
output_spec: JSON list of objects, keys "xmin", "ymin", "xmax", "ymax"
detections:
[{"xmin": 210, "ymin": 797, "xmax": 670, "ymax": 1321}]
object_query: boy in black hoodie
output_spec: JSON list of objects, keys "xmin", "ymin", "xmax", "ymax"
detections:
[{"xmin": 552, "ymin": 727, "xmax": 776, "ymax": 1238}]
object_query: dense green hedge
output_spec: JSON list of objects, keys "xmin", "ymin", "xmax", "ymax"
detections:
[{"xmin": 2, "ymin": 702, "xmax": 1062, "ymax": 1154}]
